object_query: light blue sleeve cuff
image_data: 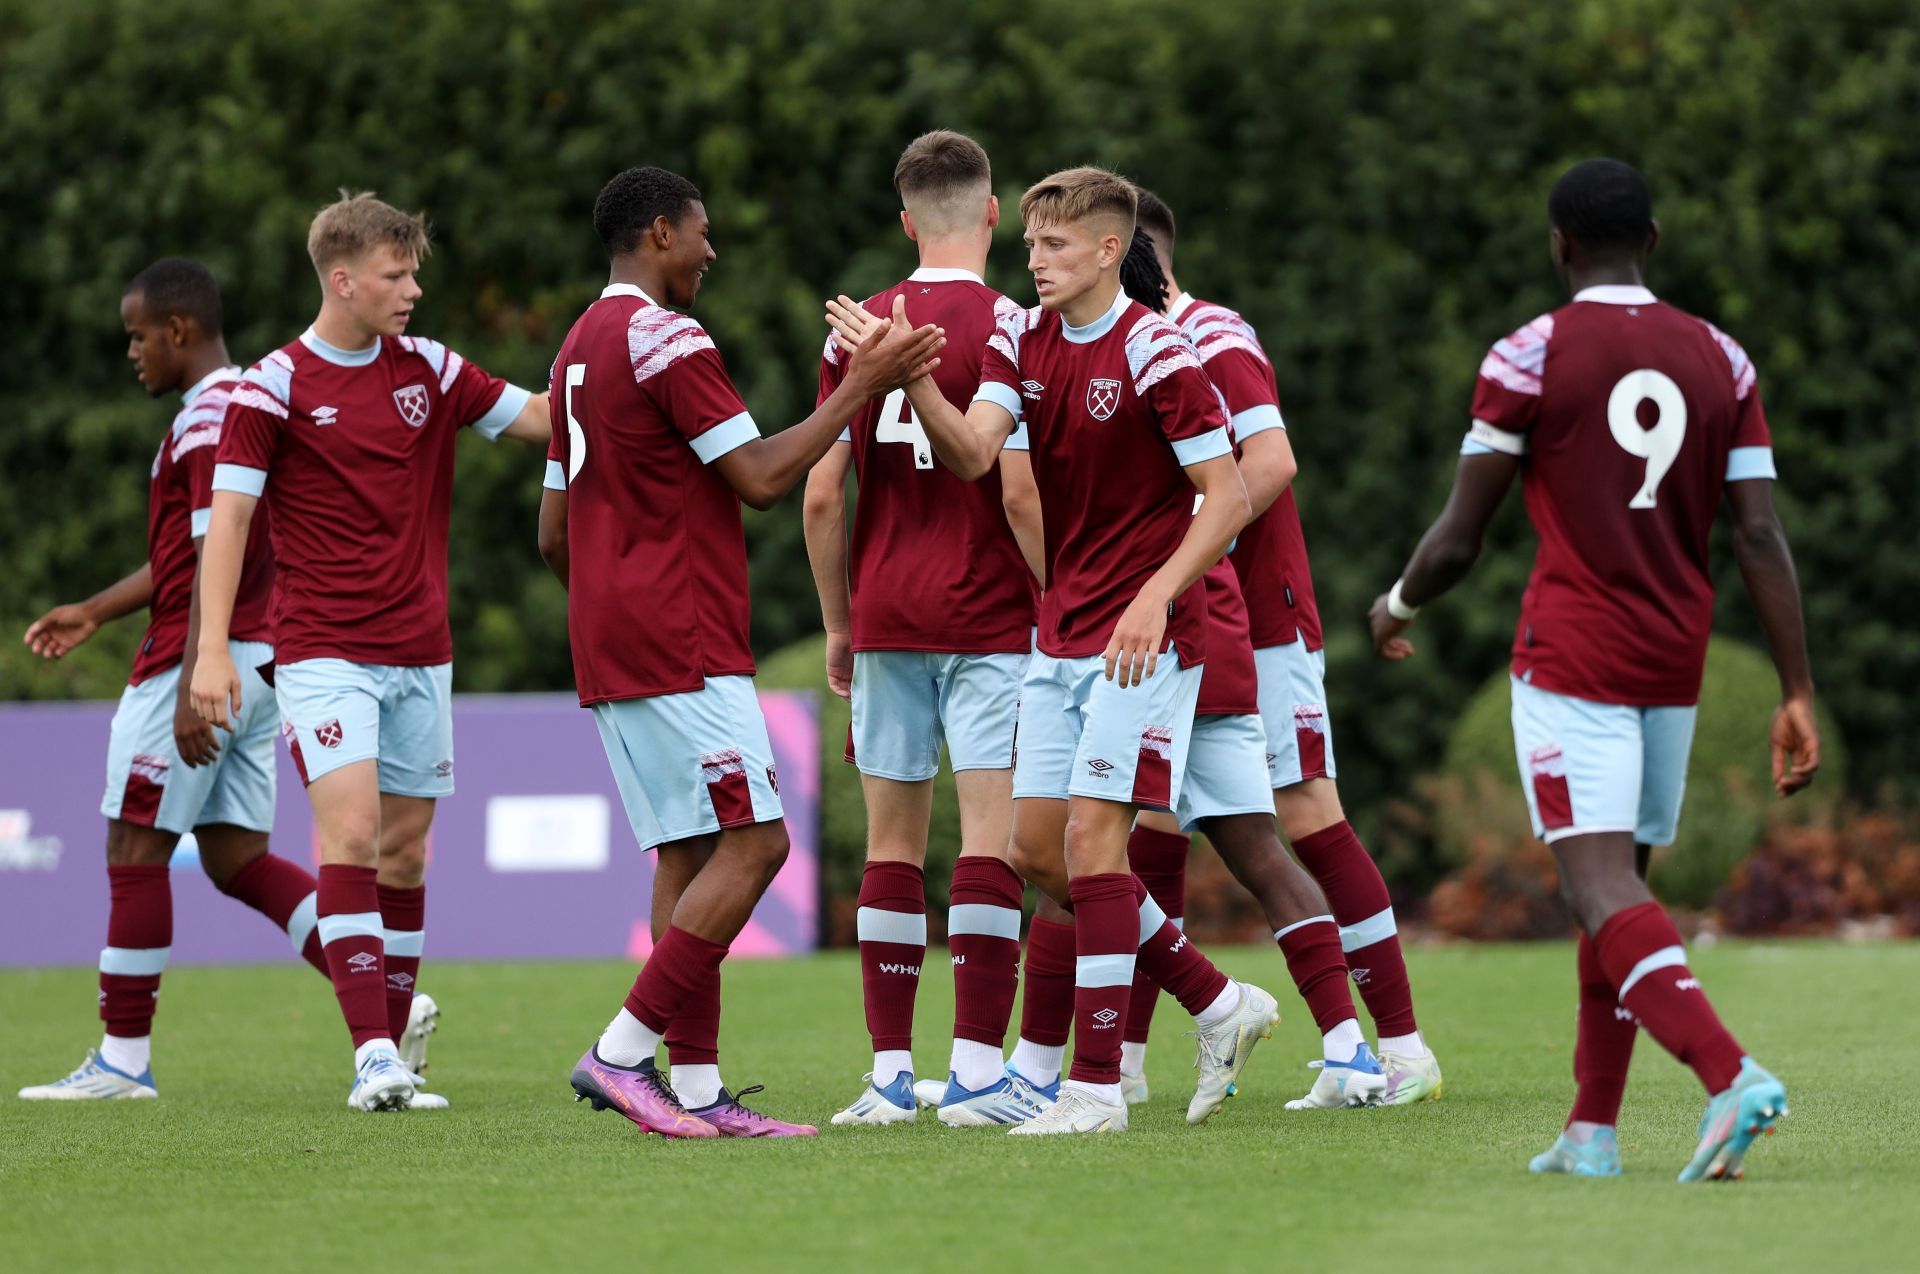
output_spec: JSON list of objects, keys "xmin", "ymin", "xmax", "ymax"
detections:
[
  {"xmin": 689, "ymin": 411, "xmax": 760, "ymax": 464},
  {"xmin": 189, "ymin": 508, "xmax": 212, "ymax": 538},
  {"xmin": 1460, "ymin": 438, "xmax": 1496, "ymax": 456},
  {"xmin": 972, "ymin": 381, "xmax": 1024, "ymax": 422},
  {"xmin": 1171, "ymin": 426, "xmax": 1233, "ymax": 467},
  {"xmin": 1725, "ymin": 446, "xmax": 1777, "ymax": 482},
  {"xmin": 211, "ymin": 464, "xmax": 268, "ymax": 497},
  {"xmin": 1004, "ymin": 418, "xmax": 1030, "ymax": 452},
  {"xmin": 836, "ymin": 426, "xmax": 851, "ymax": 444},
  {"xmin": 473, "ymin": 384, "xmax": 534, "ymax": 441},
  {"xmin": 543, "ymin": 459, "xmax": 567, "ymax": 492},
  {"xmin": 1228, "ymin": 403, "xmax": 1284, "ymax": 440}
]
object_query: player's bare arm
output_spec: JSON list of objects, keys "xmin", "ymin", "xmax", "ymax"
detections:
[
  {"xmin": 827, "ymin": 295, "xmax": 1012, "ymax": 480},
  {"xmin": 188, "ymin": 488, "xmax": 258, "ymax": 730},
  {"xmin": 713, "ymin": 303, "xmax": 942, "ymax": 510},
  {"xmin": 23, "ymin": 563, "xmax": 152, "ymax": 659},
  {"xmin": 1106, "ymin": 452, "xmax": 1251, "ymax": 689},
  {"xmin": 173, "ymin": 537, "xmax": 221, "ymax": 767},
  {"xmin": 537, "ymin": 485, "xmax": 568, "ymax": 589},
  {"xmin": 1237, "ymin": 427, "xmax": 1299, "ymax": 520},
  {"xmin": 998, "ymin": 448, "xmax": 1046, "ymax": 584},
  {"xmin": 800, "ymin": 442, "xmax": 855, "ymax": 699},
  {"xmin": 1368, "ymin": 451, "xmax": 1521, "ymax": 660},
  {"xmin": 499, "ymin": 391, "xmax": 553, "ymax": 444},
  {"xmin": 1725, "ymin": 477, "xmax": 1820, "ymax": 795}
]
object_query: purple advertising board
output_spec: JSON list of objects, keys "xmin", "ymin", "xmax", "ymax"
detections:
[{"xmin": 0, "ymin": 692, "xmax": 820, "ymax": 967}]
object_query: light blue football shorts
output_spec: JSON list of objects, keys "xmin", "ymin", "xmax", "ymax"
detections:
[
  {"xmin": 1011, "ymin": 650, "xmax": 1202, "ymax": 810},
  {"xmin": 847, "ymin": 650, "xmax": 1028, "ymax": 781},
  {"xmin": 277, "ymin": 659, "xmax": 454, "ymax": 798},
  {"xmin": 1253, "ymin": 641, "xmax": 1337, "ymax": 789},
  {"xmin": 1510, "ymin": 675, "xmax": 1698, "ymax": 847},
  {"xmin": 101, "ymin": 640, "xmax": 278, "ymax": 834},
  {"xmin": 592, "ymin": 675, "xmax": 784, "ymax": 851}
]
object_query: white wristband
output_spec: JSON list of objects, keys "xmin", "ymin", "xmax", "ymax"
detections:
[{"xmin": 1386, "ymin": 579, "xmax": 1420, "ymax": 622}]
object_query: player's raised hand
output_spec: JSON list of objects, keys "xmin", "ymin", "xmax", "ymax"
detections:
[
  {"xmin": 845, "ymin": 295, "xmax": 944, "ymax": 398},
  {"xmin": 190, "ymin": 647, "xmax": 242, "ymax": 732},
  {"xmin": 1770, "ymin": 695, "xmax": 1821, "ymax": 797},
  {"xmin": 1105, "ymin": 591, "xmax": 1169, "ymax": 689},
  {"xmin": 824, "ymin": 295, "xmax": 883, "ymax": 354},
  {"xmin": 23, "ymin": 603, "xmax": 98, "ymax": 659},
  {"xmin": 173, "ymin": 690, "xmax": 221, "ymax": 767},
  {"xmin": 1368, "ymin": 593, "xmax": 1416, "ymax": 660},
  {"xmin": 824, "ymin": 630, "xmax": 853, "ymax": 701}
]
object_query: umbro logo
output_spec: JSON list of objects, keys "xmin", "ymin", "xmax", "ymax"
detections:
[
  {"xmin": 312, "ymin": 405, "xmax": 338, "ymax": 426},
  {"xmin": 1351, "ymin": 966, "xmax": 1372, "ymax": 985},
  {"xmin": 347, "ymin": 951, "xmax": 378, "ymax": 972},
  {"xmin": 1020, "ymin": 379, "xmax": 1045, "ymax": 399},
  {"xmin": 387, "ymin": 971, "xmax": 415, "ymax": 991},
  {"xmin": 1086, "ymin": 758, "xmax": 1114, "ymax": 779},
  {"xmin": 1092, "ymin": 1008, "xmax": 1119, "ymax": 1027}
]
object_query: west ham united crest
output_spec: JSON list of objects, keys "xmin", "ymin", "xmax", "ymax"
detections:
[
  {"xmin": 392, "ymin": 383, "xmax": 430, "ymax": 427},
  {"xmin": 1085, "ymin": 377, "xmax": 1122, "ymax": 421},
  {"xmin": 315, "ymin": 719, "xmax": 344, "ymax": 749}
]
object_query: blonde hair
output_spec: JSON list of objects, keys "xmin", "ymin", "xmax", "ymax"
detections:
[
  {"xmin": 893, "ymin": 130, "xmax": 992, "ymax": 234},
  {"xmin": 307, "ymin": 190, "xmax": 431, "ymax": 274},
  {"xmin": 1019, "ymin": 166, "xmax": 1137, "ymax": 238}
]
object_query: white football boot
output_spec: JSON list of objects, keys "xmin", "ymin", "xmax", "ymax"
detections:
[
  {"xmin": 18, "ymin": 1049, "xmax": 157, "ymax": 1100},
  {"xmin": 347, "ymin": 1049, "xmax": 416, "ymax": 1112},
  {"xmin": 1186, "ymin": 981, "xmax": 1280, "ymax": 1124},
  {"xmin": 1007, "ymin": 1082, "xmax": 1127, "ymax": 1135},
  {"xmin": 399, "ymin": 992, "xmax": 439, "ymax": 1079}
]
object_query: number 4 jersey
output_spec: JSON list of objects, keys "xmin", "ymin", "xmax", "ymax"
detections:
[
  {"xmin": 817, "ymin": 267, "xmax": 1037, "ymax": 655},
  {"xmin": 1466, "ymin": 284, "xmax": 1775, "ymax": 706}
]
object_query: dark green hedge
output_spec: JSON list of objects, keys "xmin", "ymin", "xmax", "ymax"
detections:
[{"xmin": 4, "ymin": 1, "xmax": 1913, "ymax": 865}]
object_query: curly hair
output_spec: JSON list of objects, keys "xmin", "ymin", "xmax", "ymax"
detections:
[
  {"xmin": 124, "ymin": 256, "xmax": 223, "ymax": 334},
  {"xmin": 593, "ymin": 166, "xmax": 703, "ymax": 258}
]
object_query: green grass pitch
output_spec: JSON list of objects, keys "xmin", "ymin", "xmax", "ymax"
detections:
[{"xmin": 3, "ymin": 941, "xmax": 1913, "ymax": 1272}]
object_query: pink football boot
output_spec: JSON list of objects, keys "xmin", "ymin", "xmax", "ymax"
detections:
[
  {"xmin": 570, "ymin": 1048, "xmax": 717, "ymax": 1138},
  {"xmin": 688, "ymin": 1085, "xmax": 819, "ymax": 1138}
]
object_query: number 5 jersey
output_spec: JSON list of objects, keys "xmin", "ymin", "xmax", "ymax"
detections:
[
  {"xmin": 1464, "ymin": 284, "xmax": 1776, "ymax": 706},
  {"xmin": 816, "ymin": 267, "xmax": 1037, "ymax": 656}
]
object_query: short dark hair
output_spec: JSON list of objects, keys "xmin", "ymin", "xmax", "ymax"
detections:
[
  {"xmin": 593, "ymin": 166, "xmax": 703, "ymax": 258},
  {"xmin": 1119, "ymin": 227, "xmax": 1169, "ymax": 314},
  {"xmin": 1135, "ymin": 187, "xmax": 1176, "ymax": 253},
  {"xmin": 124, "ymin": 257, "xmax": 222, "ymax": 334},
  {"xmin": 893, "ymin": 130, "xmax": 991, "ymax": 202},
  {"xmin": 1548, "ymin": 159, "xmax": 1653, "ymax": 256}
]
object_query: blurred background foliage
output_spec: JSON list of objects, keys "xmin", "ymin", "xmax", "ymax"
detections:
[{"xmin": 3, "ymin": 0, "xmax": 1914, "ymax": 914}]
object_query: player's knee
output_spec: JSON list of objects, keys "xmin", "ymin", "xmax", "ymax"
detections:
[
  {"xmin": 735, "ymin": 820, "xmax": 791, "ymax": 884},
  {"xmin": 105, "ymin": 819, "xmax": 176, "ymax": 867},
  {"xmin": 380, "ymin": 836, "xmax": 429, "ymax": 886},
  {"xmin": 1008, "ymin": 834, "xmax": 1062, "ymax": 898}
]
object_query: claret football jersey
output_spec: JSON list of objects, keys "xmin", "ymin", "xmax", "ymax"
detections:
[
  {"xmin": 977, "ymin": 287, "xmax": 1231, "ymax": 666},
  {"xmin": 1169, "ymin": 293, "xmax": 1323, "ymax": 653},
  {"xmin": 817, "ymin": 267, "xmax": 1037, "ymax": 654},
  {"xmin": 214, "ymin": 328, "xmax": 528, "ymax": 666},
  {"xmin": 131, "ymin": 366, "xmax": 274, "ymax": 684},
  {"xmin": 1465, "ymin": 285, "xmax": 1776, "ymax": 706},
  {"xmin": 544, "ymin": 283, "xmax": 760, "ymax": 706}
]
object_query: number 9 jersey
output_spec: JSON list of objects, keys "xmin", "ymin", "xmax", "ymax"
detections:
[
  {"xmin": 1464, "ymin": 284, "xmax": 1776, "ymax": 707},
  {"xmin": 817, "ymin": 268, "xmax": 1038, "ymax": 655}
]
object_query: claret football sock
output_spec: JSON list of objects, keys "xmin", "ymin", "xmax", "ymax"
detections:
[
  {"xmin": 666, "ymin": 968, "xmax": 722, "ymax": 1067},
  {"xmin": 1017, "ymin": 915, "xmax": 1076, "ymax": 1076},
  {"xmin": 1123, "ymin": 826, "xmax": 1189, "ymax": 1049},
  {"xmin": 947, "ymin": 856, "xmax": 1023, "ymax": 1066},
  {"xmin": 99, "ymin": 863, "xmax": 171, "ymax": 1052},
  {"xmin": 218, "ymin": 852, "xmax": 327, "ymax": 976},
  {"xmin": 1068, "ymin": 874, "xmax": 1139, "ymax": 1086},
  {"xmin": 377, "ymin": 882, "xmax": 425, "ymax": 1044},
  {"xmin": 620, "ymin": 925, "xmax": 730, "ymax": 1053},
  {"xmin": 317, "ymin": 864, "xmax": 391, "ymax": 1048},
  {"xmin": 1292, "ymin": 821, "xmax": 1419, "ymax": 1038},
  {"xmin": 1570, "ymin": 931, "xmax": 1636, "ymax": 1127},
  {"xmin": 856, "ymin": 861, "xmax": 927, "ymax": 1056},
  {"xmin": 1593, "ymin": 901, "xmax": 1744, "ymax": 1096},
  {"xmin": 1274, "ymin": 914, "xmax": 1360, "ymax": 1036},
  {"xmin": 1131, "ymin": 875, "xmax": 1230, "ymax": 1019}
]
